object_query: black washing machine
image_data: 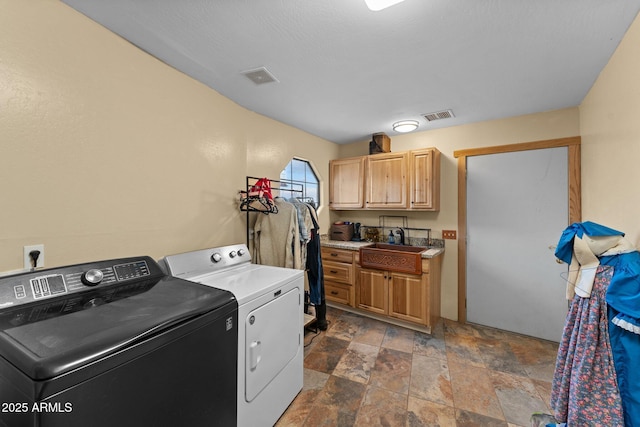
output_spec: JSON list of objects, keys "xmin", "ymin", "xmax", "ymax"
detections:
[{"xmin": 0, "ymin": 256, "xmax": 237, "ymax": 427}]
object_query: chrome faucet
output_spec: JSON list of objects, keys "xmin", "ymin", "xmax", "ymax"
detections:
[{"xmin": 396, "ymin": 228, "xmax": 405, "ymax": 245}]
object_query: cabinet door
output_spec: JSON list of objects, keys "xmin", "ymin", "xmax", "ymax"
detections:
[
  {"xmin": 366, "ymin": 153, "xmax": 408, "ymax": 209},
  {"xmin": 329, "ymin": 157, "xmax": 365, "ymax": 209},
  {"xmin": 410, "ymin": 148, "xmax": 440, "ymax": 211},
  {"xmin": 389, "ymin": 272, "xmax": 427, "ymax": 324},
  {"xmin": 357, "ymin": 268, "xmax": 388, "ymax": 315}
]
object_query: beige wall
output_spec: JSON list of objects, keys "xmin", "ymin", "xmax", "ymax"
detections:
[
  {"xmin": 0, "ymin": 0, "xmax": 338, "ymax": 272},
  {"xmin": 580, "ymin": 12, "xmax": 640, "ymax": 246},
  {"xmin": 334, "ymin": 108, "xmax": 580, "ymax": 320},
  {"xmin": 3, "ymin": 1, "xmax": 638, "ymax": 323}
]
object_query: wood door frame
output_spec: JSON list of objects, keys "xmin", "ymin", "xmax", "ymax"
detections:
[{"xmin": 453, "ymin": 136, "xmax": 581, "ymax": 323}]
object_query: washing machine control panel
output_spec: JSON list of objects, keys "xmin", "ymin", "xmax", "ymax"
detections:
[{"xmin": 0, "ymin": 256, "xmax": 162, "ymax": 309}]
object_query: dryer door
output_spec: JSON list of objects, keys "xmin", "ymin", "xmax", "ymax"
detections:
[{"xmin": 245, "ymin": 287, "xmax": 300, "ymax": 402}]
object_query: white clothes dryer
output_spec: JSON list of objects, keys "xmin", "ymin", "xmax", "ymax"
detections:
[{"xmin": 160, "ymin": 244, "xmax": 303, "ymax": 427}]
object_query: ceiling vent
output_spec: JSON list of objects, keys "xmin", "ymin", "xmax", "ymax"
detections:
[
  {"xmin": 241, "ymin": 67, "xmax": 279, "ymax": 85},
  {"xmin": 423, "ymin": 109, "xmax": 455, "ymax": 122}
]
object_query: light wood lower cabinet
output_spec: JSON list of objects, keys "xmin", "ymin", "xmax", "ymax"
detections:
[
  {"xmin": 357, "ymin": 255, "xmax": 442, "ymax": 329},
  {"xmin": 356, "ymin": 268, "xmax": 388, "ymax": 315},
  {"xmin": 321, "ymin": 247, "xmax": 356, "ymax": 307},
  {"xmin": 388, "ymin": 272, "xmax": 428, "ymax": 324},
  {"xmin": 358, "ymin": 269, "xmax": 426, "ymax": 322},
  {"xmin": 321, "ymin": 245, "xmax": 443, "ymax": 331}
]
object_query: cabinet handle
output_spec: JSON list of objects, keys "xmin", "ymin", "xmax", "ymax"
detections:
[
  {"xmin": 330, "ymin": 270, "xmax": 338, "ymax": 274},
  {"xmin": 331, "ymin": 253, "xmax": 339, "ymax": 257},
  {"xmin": 331, "ymin": 291, "xmax": 339, "ymax": 295}
]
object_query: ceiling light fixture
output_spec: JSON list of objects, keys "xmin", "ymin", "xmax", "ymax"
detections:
[
  {"xmin": 364, "ymin": 0, "xmax": 406, "ymax": 11},
  {"xmin": 392, "ymin": 120, "xmax": 419, "ymax": 133}
]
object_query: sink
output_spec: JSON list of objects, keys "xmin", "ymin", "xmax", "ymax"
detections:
[{"xmin": 359, "ymin": 243, "xmax": 427, "ymax": 275}]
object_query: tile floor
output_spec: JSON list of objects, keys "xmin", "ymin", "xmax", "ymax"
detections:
[{"xmin": 276, "ymin": 306, "xmax": 559, "ymax": 427}]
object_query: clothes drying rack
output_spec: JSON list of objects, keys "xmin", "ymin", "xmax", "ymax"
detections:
[
  {"xmin": 240, "ymin": 176, "xmax": 321, "ymax": 333},
  {"xmin": 240, "ymin": 176, "xmax": 308, "ymax": 248}
]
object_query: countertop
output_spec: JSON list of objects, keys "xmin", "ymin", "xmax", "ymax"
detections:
[{"xmin": 321, "ymin": 240, "xmax": 444, "ymax": 259}]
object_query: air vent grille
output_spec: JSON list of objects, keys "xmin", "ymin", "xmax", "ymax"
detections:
[
  {"xmin": 241, "ymin": 67, "xmax": 279, "ymax": 85},
  {"xmin": 423, "ymin": 109, "xmax": 455, "ymax": 122}
]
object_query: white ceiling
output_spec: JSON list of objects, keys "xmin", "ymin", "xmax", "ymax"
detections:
[{"xmin": 61, "ymin": 0, "xmax": 640, "ymax": 144}]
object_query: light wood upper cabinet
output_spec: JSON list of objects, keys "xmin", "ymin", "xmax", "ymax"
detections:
[
  {"xmin": 329, "ymin": 156, "xmax": 365, "ymax": 209},
  {"xmin": 329, "ymin": 147, "xmax": 440, "ymax": 211},
  {"xmin": 410, "ymin": 148, "xmax": 441, "ymax": 211},
  {"xmin": 365, "ymin": 152, "xmax": 409, "ymax": 209}
]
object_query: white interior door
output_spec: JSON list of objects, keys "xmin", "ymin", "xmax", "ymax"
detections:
[{"xmin": 466, "ymin": 147, "xmax": 568, "ymax": 342}]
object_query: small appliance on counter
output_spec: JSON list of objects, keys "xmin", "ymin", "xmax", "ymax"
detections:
[{"xmin": 352, "ymin": 222, "xmax": 362, "ymax": 241}]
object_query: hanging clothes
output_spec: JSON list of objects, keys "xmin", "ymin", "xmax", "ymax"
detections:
[
  {"xmin": 288, "ymin": 198, "xmax": 313, "ymax": 269},
  {"xmin": 551, "ymin": 265, "xmax": 624, "ymax": 426},
  {"xmin": 303, "ymin": 203, "xmax": 327, "ymax": 330},
  {"xmin": 601, "ymin": 250, "xmax": 640, "ymax": 427},
  {"xmin": 554, "ymin": 221, "xmax": 640, "ymax": 426},
  {"xmin": 303, "ymin": 203, "xmax": 324, "ymax": 305},
  {"xmin": 253, "ymin": 198, "xmax": 301, "ymax": 269}
]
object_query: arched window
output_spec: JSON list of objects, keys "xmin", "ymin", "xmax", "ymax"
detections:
[{"xmin": 280, "ymin": 158, "xmax": 320, "ymax": 207}]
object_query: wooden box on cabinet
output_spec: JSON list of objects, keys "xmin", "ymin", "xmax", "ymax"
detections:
[
  {"xmin": 369, "ymin": 133, "xmax": 391, "ymax": 154},
  {"xmin": 330, "ymin": 223, "xmax": 354, "ymax": 241}
]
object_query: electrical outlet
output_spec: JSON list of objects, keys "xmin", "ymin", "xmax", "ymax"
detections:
[
  {"xmin": 24, "ymin": 244, "xmax": 45, "ymax": 269},
  {"xmin": 442, "ymin": 230, "xmax": 457, "ymax": 240}
]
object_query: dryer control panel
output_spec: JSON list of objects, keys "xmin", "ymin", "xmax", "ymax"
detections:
[
  {"xmin": 160, "ymin": 244, "xmax": 252, "ymax": 278},
  {"xmin": 0, "ymin": 256, "xmax": 163, "ymax": 309}
]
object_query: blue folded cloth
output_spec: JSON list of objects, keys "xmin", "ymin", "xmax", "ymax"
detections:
[{"xmin": 554, "ymin": 221, "xmax": 624, "ymax": 264}]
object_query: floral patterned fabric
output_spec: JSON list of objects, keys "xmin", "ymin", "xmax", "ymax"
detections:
[{"xmin": 551, "ymin": 265, "xmax": 625, "ymax": 426}]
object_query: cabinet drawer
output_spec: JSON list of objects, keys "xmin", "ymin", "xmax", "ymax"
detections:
[
  {"xmin": 323, "ymin": 260, "xmax": 353, "ymax": 284},
  {"xmin": 321, "ymin": 247, "xmax": 353, "ymax": 263},
  {"xmin": 325, "ymin": 281, "xmax": 351, "ymax": 306}
]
